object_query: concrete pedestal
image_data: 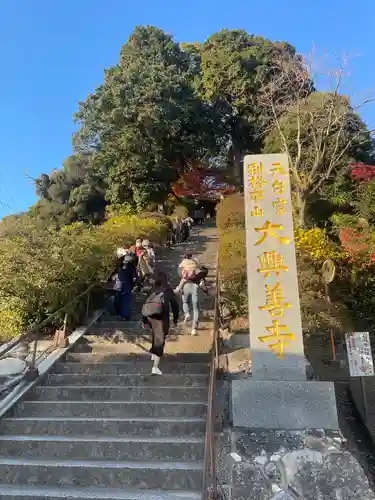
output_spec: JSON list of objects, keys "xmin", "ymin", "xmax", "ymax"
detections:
[{"xmin": 231, "ymin": 378, "xmax": 338, "ymax": 430}]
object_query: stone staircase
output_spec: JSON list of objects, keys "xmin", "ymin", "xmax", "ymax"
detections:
[
  {"xmin": 0, "ymin": 225, "xmax": 217, "ymax": 499},
  {"xmin": 0, "ymin": 349, "xmax": 210, "ymax": 499}
]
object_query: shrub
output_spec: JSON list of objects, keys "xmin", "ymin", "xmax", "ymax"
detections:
[
  {"xmin": 219, "ymin": 229, "xmax": 248, "ymax": 316},
  {"xmin": 295, "ymin": 227, "xmax": 345, "ymax": 262},
  {"xmin": 215, "ymin": 194, "xmax": 355, "ymax": 337},
  {"xmin": 297, "ymin": 254, "xmax": 353, "ymax": 334},
  {"xmin": 0, "ymin": 214, "xmax": 168, "ymax": 341},
  {"xmin": 0, "ymin": 301, "xmax": 25, "ymax": 342},
  {"xmin": 102, "ymin": 214, "xmax": 169, "ymax": 244},
  {"xmin": 136, "ymin": 212, "xmax": 173, "ymax": 232},
  {"xmin": 216, "ymin": 194, "xmax": 245, "ymax": 231}
]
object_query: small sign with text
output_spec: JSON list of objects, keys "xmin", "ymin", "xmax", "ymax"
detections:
[{"xmin": 345, "ymin": 332, "xmax": 374, "ymax": 377}]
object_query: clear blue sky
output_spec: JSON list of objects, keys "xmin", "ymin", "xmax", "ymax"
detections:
[{"xmin": 0, "ymin": 0, "xmax": 374, "ymax": 218}]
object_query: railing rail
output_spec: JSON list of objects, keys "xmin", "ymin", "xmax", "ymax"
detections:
[
  {"xmin": 0, "ymin": 281, "xmax": 101, "ymax": 394},
  {"xmin": 202, "ymin": 253, "xmax": 224, "ymax": 499}
]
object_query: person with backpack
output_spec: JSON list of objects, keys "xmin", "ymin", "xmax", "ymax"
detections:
[
  {"xmin": 175, "ymin": 252, "xmax": 207, "ymax": 336},
  {"xmin": 175, "ymin": 252, "xmax": 208, "ymax": 293},
  {"xmin": 141, "ymin": 272, "xmax": 179, "ymax": 375}
]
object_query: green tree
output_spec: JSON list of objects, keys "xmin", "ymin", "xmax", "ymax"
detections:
[
  {"xmin": 34, "ymin": 154, "xmax": 106, "ymax": 225},
  {"xmin": 197, "ymin": 29, "xmax": 301, "ymax": 187},
  {"xmin": 74, "ymin": 26, "xmax": 218, "ymax": 211},
  {"xmin": 354, "ymin": 178, "xmax": 375, "ymax": 226}
]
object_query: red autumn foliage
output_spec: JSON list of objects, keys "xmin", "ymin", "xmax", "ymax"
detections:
[
  {"xmin": 339, "ymin": 226, "xmax": 374, "ymax": 264},
  {"xmin": 172, "ymin": 170, "xmax": 235, "ymax": 199},
  {"xmin": 351, "ymin": 163, "xmax": 375, "ymax": 182}
]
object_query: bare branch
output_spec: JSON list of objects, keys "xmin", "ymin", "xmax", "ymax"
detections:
[{"xmin": 257, "ymin": 48, "xmax": 375, "ymax": 226}]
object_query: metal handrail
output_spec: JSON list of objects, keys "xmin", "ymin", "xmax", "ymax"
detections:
[
  {"xmin": 202, "ymin": 254, "xmax": 221, "ymax": 499},
  {"xmin": 0, "ymin": 281, "xmax": 99, "ymax": 386}
]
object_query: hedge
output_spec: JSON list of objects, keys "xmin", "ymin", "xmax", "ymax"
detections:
[{"xmin": 0, "ymin": 214, "xmax": 169, "ymax": 342}]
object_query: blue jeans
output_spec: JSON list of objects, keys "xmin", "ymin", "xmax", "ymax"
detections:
[
  {"xmin": 182, "ymin": 282, "xmax": 199, "ymax": 329},
  {"xmin": 114, "ymin": 290, "xmax": 132, "ymax": 318},
  {"xmin": 121, "ymin": 290, "xmax": 132, "ymax": 318}
]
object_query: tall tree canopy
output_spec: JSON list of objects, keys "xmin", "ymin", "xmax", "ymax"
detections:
[
  {"xmin": 197, "ymin": 30, "xmax": 302, "ymax": 186},
  {"xmin": 73, "ymin": 26, "xmax": 218, "ymax": 211},
  {"xmin": 30, "ymin": 26, "xmax": 372, "ymax": 226},
  {"xmin": 34, "ymin": 153, "xmax": 106, "ymax": 225}
]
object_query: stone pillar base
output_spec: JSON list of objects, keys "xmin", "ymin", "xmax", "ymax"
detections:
[{"xmin": 231, "ymin": 379, "xmax": 338, "ymax": 430}]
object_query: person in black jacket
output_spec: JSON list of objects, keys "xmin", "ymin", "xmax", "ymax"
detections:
[
  {"xmin": 142, "ymin": 272, "xmax": 179, "ymax": 375},
  {"xmin": 113, "ymin": 250, "xmax": 138, "ymax": 320}
]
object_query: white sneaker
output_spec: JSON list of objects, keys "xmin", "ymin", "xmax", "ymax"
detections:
[
  {"xmin": 191, "ymin": 329, "xmax": 197, "ymax": 336},
  {"xmin": 152, "ymin": 366, "xmax": 162, "ymax": 375},
  {"xmin": 184, "ymin": 314, "xmax": 191, "ymax": 325}
]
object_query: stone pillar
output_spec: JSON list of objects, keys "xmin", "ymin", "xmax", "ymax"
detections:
[
  {"xmin": 231, "ymin": 154, "xmax": 338, "ymax": 430},
  {"xmin": 243, "ymin": 153, "xmax": 305, "ymax": 381}
]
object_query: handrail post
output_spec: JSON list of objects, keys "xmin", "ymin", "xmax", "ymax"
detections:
[
  {"xmin": 202, "ymin": 251, "xmax": 222, "ymax": 500},
  {"xmin": 86, "ymin": 291, "xmax": 91, "ymax": 319},
  {"xmin": 25, "ymin": 330, "xmax": 39, "ymax": 381},
  {"xmin": 30, "ymin": 330, "xmax": 38, "ymax": 369}
]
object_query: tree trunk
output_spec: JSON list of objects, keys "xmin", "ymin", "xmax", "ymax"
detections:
[
  {"xmin": 229, "ymin": 119, "xmax": 244, "ymax": 191},
  {"xmin": 297, "ymin": 192, "xmax": 307, "ymax": 228}
]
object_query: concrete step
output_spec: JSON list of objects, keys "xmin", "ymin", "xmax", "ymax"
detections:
[
  {"xmin": 88, "ymin": 328, "xmax": 189, "ymax": 337},
  {"xmin": 0, "ymin": 458, "xmax": 203, "ymax": 490},
  {"xmin": 0, "ymin": 484, "xmax": 201, "ymax": 499},
  {"xmin": 55, "ymin": 362, "xmax": 209, "ymax": 375},
  {"xmin": 87, "ymin": 323, "xmax": 212, "ymax": 335},
  {"xmin": 72, "ymin": 338, "xmax": 213, "ymax": 357},
  {"xmin": 0, "ymin": 417, "xmax": 206, "ymax": 438},
  {"xmin": 66, "ymin": 353, "xmax": 211, "ymax": 363},
  {"xmin": 0, "ymin": 436, "xmax": 204, "ymax": 461},
  {"xmin": 90, "ymin": 321, "xmax": 144, "ymax": 331},
  {"xmin": 45, "ymin": 374, "xmax": 208, "ymax": 387},
  {"xmin": 14, "ymin": 401, "xmax": 207, "ymax": 419},
  {"xmin": 29, "ymin": 386, "xmax": 207, "ymax": 403}
]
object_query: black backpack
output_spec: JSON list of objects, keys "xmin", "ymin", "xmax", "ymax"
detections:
[
  {"xmin": 122, "ymin": 252, "xmax": 137, "ymax": 266},
  {"xmin": 142, "ymin": 291, "xmax": 165, "ymax": 318},
  {"xmin": 189, "ymin": 266, "xmax": 209, "ymax": 284}
]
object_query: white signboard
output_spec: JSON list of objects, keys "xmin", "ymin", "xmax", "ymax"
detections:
[{"xmin": 345, "ymin": 332, "xmax": 374, "ymax": 377}]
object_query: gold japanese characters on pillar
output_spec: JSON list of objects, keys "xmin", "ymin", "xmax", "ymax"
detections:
[{"xmin": 244, "ymin": 154, "xmax": 304, "ymax": 362}]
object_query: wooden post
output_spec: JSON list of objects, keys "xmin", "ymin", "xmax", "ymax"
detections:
[
  {"xmin": 53, "ymin": 313, "xmax": 69, "ymax": 348},
  {"xmin": 361, "ymin": 376, "xmax": 369, "ymax": 425},
  {"xmin": 330, "ymin": 331, "xmax": 337, "ymax": 362}
]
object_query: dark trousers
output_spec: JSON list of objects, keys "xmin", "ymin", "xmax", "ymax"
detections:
[
  {"xmin": 114, "ymin": 290, "xmax": 132, "ymax": 318},
  {"xmin": 148, "ymin": 317, "xmax": 169, "ymax": 357}
]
